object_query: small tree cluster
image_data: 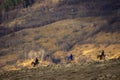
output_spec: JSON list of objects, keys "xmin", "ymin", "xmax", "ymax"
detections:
[{"xmin": 0, "ymin": 0, "xmax": 35, "ymax": 12}]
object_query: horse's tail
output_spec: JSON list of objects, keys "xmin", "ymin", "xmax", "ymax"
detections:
[
  {"xmin": 31, "ymin": 62, "xmax": 34, "ymax": 65},
  {"xmin": 31, "ymin": 62, "xmax": 35, "ymax": 67}
]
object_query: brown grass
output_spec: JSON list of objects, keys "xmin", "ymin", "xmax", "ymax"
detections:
[{"xmin": 0, "ymin": 17, "xmax": 120, "ymax": 70}]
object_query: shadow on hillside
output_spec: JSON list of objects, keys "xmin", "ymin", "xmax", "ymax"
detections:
[{"xmin": 103, "ymin": 17, "xmax": 120, "ymax": 33}]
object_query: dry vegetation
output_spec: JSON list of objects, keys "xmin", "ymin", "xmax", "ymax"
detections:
[
  {"xmin": 0, "ymin": 0, "xmax": 120, "ymax": 74},
  {"xmin": 0, "ymin": 17, "xmax": 120, "ymax": 71},
  {"xmin": 0, "ymin": 58, "xmax": 120, "ymax": 80},
  {"xmin": 0, "ymin": 0, "xmax": 119, "ymax": 36}
]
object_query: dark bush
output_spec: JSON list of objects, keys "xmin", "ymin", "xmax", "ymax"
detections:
[
  {"xmin": 52, "ymin": 58, "xmax": 61, "ymax": 64},
  {"xmin": 59, "ymin": 0, "xmax": 84, "ymax": 5},
  {"xmin": 0, "ymin": 0, "xmax": 35, "ymax": 12}
]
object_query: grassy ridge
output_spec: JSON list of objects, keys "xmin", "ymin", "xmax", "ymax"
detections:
[{"xmin": 0, "ymin": 58, "xmax": 120, "ymax": 80}]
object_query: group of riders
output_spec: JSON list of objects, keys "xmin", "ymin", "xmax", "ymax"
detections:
[
  {"xmin": 31, "ymin": 50, "xmax": 106, "ymax": 67},
  {"xmin": 31, "ymin": 54, "xmax": 74, "ymax": 67}
]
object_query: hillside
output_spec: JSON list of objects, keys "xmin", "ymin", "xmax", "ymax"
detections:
[
  {"xmin": 0, "ymin": 0, "xmax": 120, "ymax": 36},
  {"xmin": 0, "ymin": 58, "xmax": 120, "ymax": 80},
  {"xmin": 0, "ymin": 0, "xmax": 120, "ymax": 72}
]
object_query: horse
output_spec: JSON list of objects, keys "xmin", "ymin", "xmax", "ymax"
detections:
[
  {"xmin": 31, "ymin": 58, "xmax": 39, "ymax": 67},
  {"xmin": 65, "ymin": 54, "xmax": 74, "ymax": 63},
  {"xmin": 97, "ymin": 50, "xmax": 106, "ymax": 60},
  {"xmin": 68, "ymin": 54, "xmax": 73, "ymax": 61}
]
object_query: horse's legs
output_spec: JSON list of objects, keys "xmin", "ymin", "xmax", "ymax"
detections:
[
  {"xmin": 100, "ymin": 55, "xmax": 103, "ymax": 60},
  {"xmin": 33, "ymin": 63, "xmax": 36, "ymax": 67},
  {"xmin": 103, "ymin": 55, "xmax": 105, "ymax": 60}
]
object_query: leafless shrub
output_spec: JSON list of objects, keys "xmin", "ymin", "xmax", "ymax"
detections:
[
  {"xmin": 5, "ymin": 39, "xmax": 25, "ymax": 47},
  {"xmin": 0, "ymin": 50, "xmax": 9, "ymax": 56},
  {"xmin": 23, "ymin": 48, "xmax": 54, "ymax": 62},
  {"xmin": 21, "ymin": 31, "xmax": 29, "ymax": 36},
  {"xmin": 104, "ymin": 42, "xmax": 111, "ymax": 48},
  {"xmin": 34, "ymin": 35, "xmax": 43, "ymax": 40},
  {"xmin": 55, "ymin": 39, "xmax": 73, "ymax": 51},
  {"xmin": 77, "ymin": 55, "xmax": 87, "ymax": 65},
  {"xmin": 59, "ymin": 0, "xmax": 82, "ymax": 5},
  {"xmin": 94, "ymin": 43, "xmax": 100, "ymax": 48},
  {"xmin": 51, "ymin": 58, "xmax": 61, "ymax": 64},
  {"xmin": 6, "ymin": 60, "xmax": 17, "ymax": 65},
  {"xmin": 77, "ymin": 55, "xmax": 93, "ymax": 65},
  {"xmin": 27, "ymin": 49, "xmax": 46, "ymax": 60},
  {"xmin": 72, "ymin": 29, "xmax": 79, "ymax": 33}
]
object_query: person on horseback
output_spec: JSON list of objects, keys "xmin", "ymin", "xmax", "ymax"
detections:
[
  {"xmin": 35, "ymin": 57, "xmax": 39, "ymax": 64},
  {"xmin": 101, "ymin": 50, "xmax": 105, "ymax": 56},
  {"xmin": 97, "ymin": 50, "xmax": 106, "ymax": 60},
  {"xmin": 31, "ymin": 57, "xmax": 39, "ymax": 67},
  {"xmin": 68, "ymin": 54, "xmax": 74, "ymax": 61}
]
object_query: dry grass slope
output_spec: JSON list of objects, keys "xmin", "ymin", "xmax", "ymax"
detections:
[
  {"xmin": 0, "ymin": 17, "xmax": 120, "ymax": 70},
  {"xmin": 0, "ymin": 58, "xmax": 120, "ymax": 80},
  {"xmin": 0, "ymin": 0, "xmax": 120, "ymax": 71}
]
